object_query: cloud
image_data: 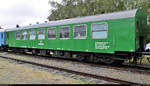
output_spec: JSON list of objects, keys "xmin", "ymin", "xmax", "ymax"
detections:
[
  {"xmin": 0, "ymin": 0, "xmax": 51, "ymax": 29},
  {"xmin": 0, "ymin": 4, "xmax": 36, "ymax": 17},
  {"xmin": 0, "ymin": 0, "xmax": 63, "ymax": 29}
]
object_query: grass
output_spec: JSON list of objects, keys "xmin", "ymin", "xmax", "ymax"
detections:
[
  {"xmin": 126, "ymin": 56, "xmax": 150, "ymax": 65},
  {"xmin": 137, "ymin": 56, "xmax": 150, "ymax": 65}
]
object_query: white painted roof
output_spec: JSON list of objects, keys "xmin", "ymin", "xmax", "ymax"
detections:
[
  {"xmin": 0, "ymin": 29, "xmax": 5, "ymax": 32},
  {"xmin": 5, "ymin": 9, "xmax": 138, "ymax": 32}
]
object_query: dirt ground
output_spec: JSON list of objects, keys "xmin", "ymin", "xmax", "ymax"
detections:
[{"xmin": 0, "ymin": 58, "xmax": 91, "ymax": 84}]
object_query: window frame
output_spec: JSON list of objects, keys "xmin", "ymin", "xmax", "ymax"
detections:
[
  {"xmin": 47, "ymin": 27, "xmax": 57, "ymax": 40},
  {"xmin": 22, "ymin": 30, "xmax": 28, "ymax": 40},
  {"xmin": 29, "ymin": 30, "xmax": 36, "ymax": 40},
  {"xmin": 37, "ymin": 29, "xmax": 45, "ymax": 40},
  {"xmin": 16, "ymin": 31, "xmax": 21, "ymax": 40},
  {"xmin": 59, "ymin": 26, "xmax": 70, "ymax": 40},
  {"xmin": 73, "ymin": 24, "xmax": 87, "ymax": 39},
  {"xmin": 91, "ymin": 22, "xmax": 108, "ymax": 39}
]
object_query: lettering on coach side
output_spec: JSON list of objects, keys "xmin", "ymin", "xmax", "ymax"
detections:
[
  {"xmin": 38, "ymin": 41, "xmax": 44, "ymax": 46},
  {"xmin": 95, "ymin": 42, "xmax": 110, "ymax": 50}
]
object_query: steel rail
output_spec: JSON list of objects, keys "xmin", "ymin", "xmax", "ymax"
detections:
[
  {"xmin": 4, "ymin": 51, "xmax": 150, "ymax": 75},
  {"xmin": 0, "ymin": 55, "xmax": 139, "ymax": 84},
  {"xmin": 1, "ymin": 51, "xmax": 150, "ymax": 76}
]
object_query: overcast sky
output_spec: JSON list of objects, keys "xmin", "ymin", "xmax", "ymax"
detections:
[{"xmin": 0, "ymin": 0, "xmax": 61, "ymax": 29}]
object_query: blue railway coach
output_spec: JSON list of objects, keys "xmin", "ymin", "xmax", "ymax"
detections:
[{"xmin": 0, "ymin": 29, "xmax": 6, "ymax": 50}]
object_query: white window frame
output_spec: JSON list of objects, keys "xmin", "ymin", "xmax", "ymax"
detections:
[
  {"xmin": 59, "ymin": 26, "xmax": 70, "ymax": 40},
  {"xmin": 22, "ymin": 31, "xmax": 28, "ymax": 40},
  {"xmin": 91, "ymin": 22, "xmax": 108, "ymax": 39},
  {"xmin": 47, "ymin": 28, "xmax": 57, "ymax": 40},
  {"xmin": 37, "ymin": 29, "xmax": 45, "ymax": 40},
  {"xmin": 16, "ymin": 32, "xmax": 21, "ymax": 40},
  {"xmin": 73, "ymin": 24, "xmax": 87, "ymax": 39},
  {"xmin": 29, "ymin": 30, "xmax": 36, "ymax": 40}
]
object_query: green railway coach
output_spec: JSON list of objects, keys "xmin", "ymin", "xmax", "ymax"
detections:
[{"xmin": 5, "ymin": 9, "xmax": 147, "ymax": 64}]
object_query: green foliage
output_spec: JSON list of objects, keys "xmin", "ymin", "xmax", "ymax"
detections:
[
  {"xmin": 48, "ymin": 0, "xmax": 150, "ymax": 42},
  {"xmin": 48, "ymin": 0, "xmax": 150, "ymax": 20}
]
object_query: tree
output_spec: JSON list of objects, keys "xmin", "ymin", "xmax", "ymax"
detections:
[
  {"xmin": 48, "ymin": 0, "xmax": 150, "ymax": 41},
  {"xmin": 48, "ymin": 0, "xmax": 150, "ymax": 20}
]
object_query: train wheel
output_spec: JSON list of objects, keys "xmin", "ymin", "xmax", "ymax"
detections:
[
  {"xmin": 93, "ymin": 56, "xmax": 101, "ymax": 63},
  {"xmin": 114, "ymin": 60, "xmax": 124, "ymax": 65},
  {"xmin": 32, "ymin": 50, "xmax": 37, "ymax": 55},
  {"xmin": 77, "ymin": 55, "xmax": 85, "ymax": 62},
  {"xmin": 102, "ymin": 57, "xmax": 115, "ymax": 65},
  {"xmin": 4, "ymin": 48, "xmax": 8, "ymax": 52},
  {"xmin": 19, "ymin": 49, "xmax": 26, "ymax": 54}
]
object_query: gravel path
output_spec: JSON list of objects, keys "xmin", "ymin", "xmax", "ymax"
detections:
[
  {"xmin": 0, "ymin": 58, "xmax": 94, "ymax": 84},
  {"xmin": 0, "ymin": 52, "xmax": 150, "ymax": 84}
]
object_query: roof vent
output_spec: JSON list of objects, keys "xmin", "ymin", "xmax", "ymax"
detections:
[
  {"xmin": 45, "ymin": 21, "xmax": 48, "ymax": 23},
  {"xmin": 16, "ymin": 24, "xmax": 20, "ymax": 28},
  {"xmin": 36, "ymin": 22, "xmax": 39, "ymax": 24}
]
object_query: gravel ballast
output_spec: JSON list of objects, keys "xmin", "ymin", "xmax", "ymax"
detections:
[
  {"xmin": 0, "ymin": 58, "xmax": 95, "ymax": 84},
  {"xmin": 0, "ymin": 52, "xmax": 150, "ymax": 84}
]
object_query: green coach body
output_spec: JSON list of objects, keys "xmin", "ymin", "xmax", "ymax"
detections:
[{"xmin": 5, "ymin": 9, "xmax": 147, "ymax": 56}]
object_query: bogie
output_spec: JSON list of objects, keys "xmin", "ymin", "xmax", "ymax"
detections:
[{"xmin": 32, "ymin": 49, "xmax": 38, "ymax": 55}]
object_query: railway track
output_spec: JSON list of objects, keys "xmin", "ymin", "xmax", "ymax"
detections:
[
  {"xmin": 90, "ymin": 63, "xmax": 150, "ymax": 75},
  {"xmin": 4, "ymin": 51, "xmax": 150, "ymax": 75},
  {"xmin": 0, "ymin": 55, "xmax": 139, "ymax": 84}
]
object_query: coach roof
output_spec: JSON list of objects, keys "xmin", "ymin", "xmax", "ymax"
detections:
[{"xmin": 5, "ymin": 9, "xmax": 138, "ymax": 32}]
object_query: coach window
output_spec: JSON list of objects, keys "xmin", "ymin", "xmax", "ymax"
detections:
[
  {"xmin": 16, "ymin": 32, "xmax": 21, "ymax": 40},
  {"xmin": 22, "ymin": 31, "xmax": 27, "ymax": 40},
  {"xmin": 92, "ymin": 23, "xmax": 108, "ymax": 39},
  {"xmin": 29, "ymin": 30, "xmax": 36, "ymax": 40},
  {"xmin": 38, "ymin": 29, "xmax": 45, "ymax": 40},
  {"xmin": 74, "ymin": 25, "xmax": 87, "ymax": 39},
  {"xmin": 48, "ymin": 28, "xmax": 56, "ymax": 39},
  {"xmin": 60, "ymin": 26, "xmax": 70, "ymax": 39}
]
